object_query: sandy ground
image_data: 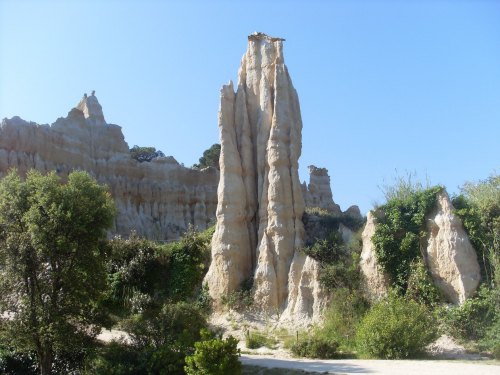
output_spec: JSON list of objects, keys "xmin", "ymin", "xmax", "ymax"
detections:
[{"xmin": 241, "ymin": 355, "xmax": 500, "ymax": 375}]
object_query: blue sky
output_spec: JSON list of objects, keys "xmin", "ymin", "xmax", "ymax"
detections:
[{"xmin": 1, "ymin": 0, "xmax": 499, "ymax": 214}]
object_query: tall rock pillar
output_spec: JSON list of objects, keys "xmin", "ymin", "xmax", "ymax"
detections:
[{"xmin": 205, "ymin": 33, "xmax": 306, "ymax": 312}]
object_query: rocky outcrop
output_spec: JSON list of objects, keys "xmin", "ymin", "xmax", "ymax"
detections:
[
  {"xmin": 425, "ymin": 191, "xmax": 480, "ymax": 304},
  {"xmin": 0, "ymin": 93, "xmax": 218, "ymax": 240},
  {"xmin": 205, "ymin": 33, "xmax": 324, "ymax": 321},
  {"xmin": 303, "ymin": 165, "xmax": 341, "ymax": 214},
  {"xmin": 360, "ymin": 190, "xmax": 480, "ymax": 304}
]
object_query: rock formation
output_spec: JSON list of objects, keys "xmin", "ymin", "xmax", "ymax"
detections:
[
  {"xmin": 360, "ymin": 212, "xmax": 390, "ymax": 301},
  {"xmin": 0, "ymin": 93, "xmax": 218, "ymax": 240},
  {"xmin": 425, "ymin": 190, "xmax": 481, "ymax": 304},
  {"xmin": 205, "ymin": 32, "xmax": 326, "ymax": 320},
  {"xmin": 302, "ymin": 165, "xmax": 341, "ymax": 214},
  {"xmin": 360, "ymin": 190, "xmax": 480, "ymax": 304}
]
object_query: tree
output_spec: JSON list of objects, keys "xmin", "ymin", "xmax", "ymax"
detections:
[
  {"xmin": 193, "ymin": 144, "xmax": 220, "ymax": 170},
  {"xmin": 130, "ymin": 145, "xmax": 165, "ymax": 163},
  {"xmin": 0, "ymin": 169, "xmax": 115, "ymax": 375}
]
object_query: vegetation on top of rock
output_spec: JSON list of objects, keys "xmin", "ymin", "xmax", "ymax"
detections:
[
  {"xmin": 371, "ymin": 184, "xmax": 443, "ymax": 293},
  {"xmin": 130, "ymin": 145, "xmax": 165, "ymax": 162},
  {"xmin": 193, "ymin": 143, "xmax": 221, "ymax": 170}
]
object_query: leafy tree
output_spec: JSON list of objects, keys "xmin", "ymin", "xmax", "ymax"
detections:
[
  {"xmin": 130, "ymin": 145, "xmax": 165, "ymax": 163},
  {"xmin": 193, "ymin": 144, "xmax": 220, "ymax": 170},
  {"xmin": 0, "ymin": 170, "xmax": 115, "ymax": 375}
]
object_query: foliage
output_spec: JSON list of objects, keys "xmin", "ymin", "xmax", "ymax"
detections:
[
  {"xmin": 245, "ymin": 331, "xmax": 276, "ymax": 350},
  {"xmin": 441, "ymin": 286, "xmax": 499, "ymax": 342},
  {"xmin": 0, "ymin": 169, "xmax": 115, "ymax": 374},
  {"xmin": 405, "ymin": 258, "xmax": 442, "ymax": 307},
  {"xmin": 221, "ymin": 277, "xmax": 254, "ymax": 311},
  {"xmin": 104, "ymin": 226, "xmax": 213, "ymax": 317},
  {"xmin": 193, "ymin": 144, "xmax": 221, "ymax": 170},
  {"xmin": 185, "ymin": 329, "xmax": 241, "ymax": 375},
  {"xmin": 317, "ymin": 288, "xmax": 368, "ymax": 351},
  {"xmin": 130, "ymin": 145, "xmax": 165, "ymax": 163},
  {"xmin": 105, "ymin": 234, "xmax": 169, "ymax": 315},
  {"xmin": 371, "ymin": 185, "xmax": 442, "ymax": 293},
  {"xmin": 166, "ymin": 226, "xmax": 212, "ymax": 301},
  {"xmin": 290, "ymin": 337, "xmax": 338, "ymax": 359},
  {"xmin": 84, "ymin": 341, "xmax": 146, "ymax": 375},
  {"xmin": 303, "ymin": 230, "xmax": 362, "ymax": 292},
  {"xmin": 356, "ymin": 293, "xmax": 438, "ymax": 359},
  {"xmin": 0, "ymin": 345, "xmax": 38, "ymax": 375},
  {"xmin": 452, "ymin": 173, "xmax": 500, "ymax": 288}
]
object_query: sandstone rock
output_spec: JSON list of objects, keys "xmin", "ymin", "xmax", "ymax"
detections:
[
  {"xmin": 205, "ymin": 33, "xmax": 324, "ymax": 320},
  {"xmin": 0, "ymin": 94, "xmax": 218, "ymax": 240},
  {"xmin": 360, "ymin": 211, "xmax": 389, "ymax": 301},
  {"xmin": 303, "ymin": 165, "xmax": 341, "ymax": 214},
  {"xmin": 425, "ymin": 190, "xmax": 480, "ymax": 304}
]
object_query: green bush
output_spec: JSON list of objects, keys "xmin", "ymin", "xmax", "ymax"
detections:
[
  {"xmin": 86, "ymin": 341, "xmax": 146, "ymax": 375},
  {"xmin": 442, "ymin": 286, "xmax": 499, "ymax": 342},
  {"xmin": 245, "ymin": 332, "xmax": 276, "ymax": 349},
  {"xmin": 290, "ymin": 337, "xmax": 339, "ymax": 359},
  {"xmin": 185, "ymin": 329, "xmax": 241, "ymax": 375},
  {"xmin": 405, "ymin": 258, "xmax": 441, "ymax": 307},
  {"xmin": 318, "ymin": 288, "xmax": 368, "ymax": 351},
  {"xmin": 356, "ymin": 293, "xmax": 438, "ymax": 359}
]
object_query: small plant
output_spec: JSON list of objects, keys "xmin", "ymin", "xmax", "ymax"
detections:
[
  {"xmin": 290, "ymin": 337, "xmax": 339, "ymax": 359},
  {"xmin": 356, "ymin": 292, "xmax": 438, "ymax": 359},
  {"xmin": 185, "ymin": 329, "xmax": 241, "ymax": 375},
  {"xmin": 245, "ymin": 331, "xmax": 276, "ymax": 350}
]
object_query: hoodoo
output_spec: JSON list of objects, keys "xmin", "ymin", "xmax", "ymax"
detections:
[{"xmin": 205, "ymin": 33, "xmax": 326, "ymax": 320}]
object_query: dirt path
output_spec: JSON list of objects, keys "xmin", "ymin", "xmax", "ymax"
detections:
[{"xmin": 241, "ymin": 355, "xmax": 500, "ymax": 375}]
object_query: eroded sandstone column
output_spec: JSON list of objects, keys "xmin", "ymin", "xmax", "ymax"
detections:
[{"xmin": 205, "ymin": 33, "xmax": 307, "ymax": 312}]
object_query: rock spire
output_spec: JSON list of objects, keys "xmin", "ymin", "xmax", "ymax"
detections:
[{"xmin": 205, "ymin": 33, "xmax": 324, "ymax": 319}]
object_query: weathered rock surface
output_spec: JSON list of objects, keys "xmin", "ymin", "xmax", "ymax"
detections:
[
  {"xmin": 425, "ymin": 191, "xmax": 480, "ymax": 304},
  {"xmin": 360, "ymin": 190, "xmax": 480, "ymax": 304},
  {"xmin": 205, "ymin": 33, "xmax": 324, "ymax": 321},
  {"xmin": 360, "ymin": 211, "xmax": 390, "ymax": 301},
  {"xmin": 303, "ymin": 165, "xmax": 341, "ymax": 214},
  {"xmin": 0, "ymin": 93, "xmax": 218, "ymax": 240}
]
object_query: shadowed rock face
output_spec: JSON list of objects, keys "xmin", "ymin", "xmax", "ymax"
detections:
[
  {"xmin": 0, "ymin": 94, "xmax": 218, "ymax": 240},
  {"xmin": 205, "ymin": 33, "xmax": 327, "ymax": 321}
]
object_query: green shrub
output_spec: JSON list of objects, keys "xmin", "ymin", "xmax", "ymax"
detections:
[
  {"xmin": 480, "ymin": 317, "xmax": 500, "ymax": 359},
  {"xmin": 318, "ymin": 288, "xmax": 368, "ymax": 351},
  {"xmin": 442, "ymin": 286, "xmax": 499, "ymax": 342},
  {"xmin": 356, "ymin": 293, "xmax": 438, "ymax": 359},
  {"xmin": 0, "ymin": 346, "xmax": 38, "ymax": 375},
  {"xmin": 405, "ymin": 258, "xmax": 441, "ymax": 307},
  {"xmin": 185, "ymin": 329, "xmax": 241, "ymax": 375},
  {"xmin": 290, "ymin": 337, "xmax": 338, "ymax": 359},
  {"xmin": 245, "ymin": 331, "xmax": 276, "ymax": 349},
  {"xmin": 86, "ymin": 341, "xmax": 146, "ymax": 375}
]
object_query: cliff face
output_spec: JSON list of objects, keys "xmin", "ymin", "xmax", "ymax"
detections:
[
  {"xmin": 360, "ymin": 190, "xmax": 480, "ymax": 304},
  {"xmin": 0, "ymin": 93, "xmax": 218, "ymax": 240},
  {"xmin": 205, "ymin": 33, "xmax": 326, "ymax": 322}
]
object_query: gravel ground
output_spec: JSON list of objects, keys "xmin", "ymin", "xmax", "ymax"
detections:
[{"xmin": 241, "ymin": 355, "xmax": 500, "ymax": 375}]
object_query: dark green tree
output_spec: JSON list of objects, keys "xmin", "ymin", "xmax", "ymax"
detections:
[
  {"xmin": 130, "ymin": 145, "xmax": 165, "ymax": 163},
  {"xmin": 0, "ymin": 170, "xmax": 115, "ymax": 375},
  {"xmin": 193, "ymin": 144, "xmax": 220, "ymax": 170}
]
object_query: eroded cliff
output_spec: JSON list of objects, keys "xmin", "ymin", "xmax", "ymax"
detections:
[{"xmin": 0, "ymin": 93, "xmax": 218, "ymax": 240}]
